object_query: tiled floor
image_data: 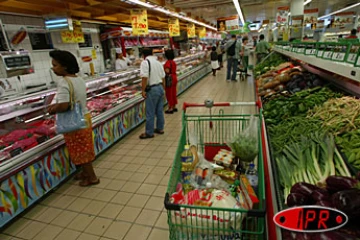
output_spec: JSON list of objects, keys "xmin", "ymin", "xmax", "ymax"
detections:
[{"xmin": 1, "ymin": 67, "xmax": 256, "ymax": 240}]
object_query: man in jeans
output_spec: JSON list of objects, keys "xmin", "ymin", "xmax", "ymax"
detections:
[
  {"xmin": 139, "ymin": 48, "xmax": 166, "ymax": 139},
  {"xmin": 224, "ymin": 35, "xmax": 242, "ymax": 82}
]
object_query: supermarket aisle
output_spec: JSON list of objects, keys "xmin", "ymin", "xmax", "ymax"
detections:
[{"xmin": 0, "ymin": 68, "xmax": 256, "ymax": 240}]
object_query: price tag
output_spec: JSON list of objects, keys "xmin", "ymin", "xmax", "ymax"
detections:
[
  {"xmin": 323, "ymin": 51, "xmax": 333, "ymax": 59},
  {"xmin": 317, "ymin": 50, "xmax": 324, "ymax": 57},
  {"xmin": 332, "ymin": 52, "xmax": 346, "ymax": 61},
  {"xmin": 297, "ymin": 48, "xmax": 305, "ymax": 54},
  {"xmin": 169, "ymin": 18, "xmax": 180, "ymax": 37},
  {"xmin": 187, "ymin": 23, "xmax": 196, "ymax": 38},
  {"xmin": 357, "ymin": 56, "xmax": 360, "ymax": 66},
  {"xmin": 131, "ymin": 9, "xmax": 148, "ymax": 35},
  {"xmin": 347, "ymin": 53, "xmax": 357, "ymax": 63}
]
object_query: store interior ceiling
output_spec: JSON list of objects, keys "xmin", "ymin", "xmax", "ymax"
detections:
[{"xmin": 0, "ymin": 0, "xmax": 359, "ymax": 30}]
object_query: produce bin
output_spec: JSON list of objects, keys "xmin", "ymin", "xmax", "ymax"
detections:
[{"xmin": 164, "ymin": 101, "xmax": 266, "ymax": 240}]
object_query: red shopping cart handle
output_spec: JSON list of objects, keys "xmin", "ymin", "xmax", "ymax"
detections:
[{"xmin": 183, "ymin": 101, "xmax": 261, "ymax": 112}]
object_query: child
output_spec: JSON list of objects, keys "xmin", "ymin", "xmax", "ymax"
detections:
[{"xmin": 211, "ymin": 46, "xmax": 219, "ymax": 76}]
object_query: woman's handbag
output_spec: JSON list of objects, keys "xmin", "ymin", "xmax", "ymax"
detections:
[
  {"xmin": 56, "ymin": 77, "xmax": 87, "ymax": 134},
  {"xmin": 165, "ymin": 61, "xmax": 173, "ymax": 88}
]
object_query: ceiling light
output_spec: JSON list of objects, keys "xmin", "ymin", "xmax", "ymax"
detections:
[
  {"xmin": 318, "ymin": 2, "xmax": 360, "ymax": 20},
  {"xmin": 304, "ymin": 0, "xmax": 312, "ymax": 6},
  {"xmin": 232, "ymin": 0, "xmax": 245, "ymax": 25},
  {"xmin": 273, "ymin": 27, "xmax": 278, "ymax": 31},
  {"xmin": 122, "ymin": 0, "xmax": 217, "ymax": 31}
]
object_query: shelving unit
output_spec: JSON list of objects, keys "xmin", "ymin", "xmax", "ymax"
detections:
[{"xmin": 274, "ymin": 47, "xmax": 360, "ymax": 82}]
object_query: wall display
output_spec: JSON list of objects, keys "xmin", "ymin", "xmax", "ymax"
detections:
[
  {"xmin": 276, "ymin": 6, "xmax": 290, "ymax": 24},
  {"xmin": 304, "ymin": 9, "xmax": 318, "ymax": 25},
  {"xmin": 9, "ymin": 27, "xmax": 27, "ymax": 46},
  {"xmin": 78, "ymin": 33, "xmax": 93, "ymax": 48},
  {"xmin": 168, "ymin": 18, "xmax": 180, "ymax": 37},
  {"xmin": 334, "ymin": 12, "xmax": 354, "ymax": 27},
  {"xmin": 28, "ymin": 32, "xmax": 53, "ymax": 50},
  {"xmin": 130, "ymin": 9, "xmax": 148, "ymax": 35},
  {"xmin": 187, "ymin": 23, "xmax": 196, "ymax": 38},
  {"xmin": 217, "ymin": 16, "xmax": 239, "ymax": 31}
]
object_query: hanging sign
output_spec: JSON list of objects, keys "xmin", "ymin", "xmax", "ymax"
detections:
[
  {"xmin": 276, "ymin": 6, "xmax": 290, "ymax": 24},
  {"xmin": 168, "ymin": 18, "xmax": 180, "ymax": 37},
  {"xmin": 61, "ymin": 21, "xmax": 84, "ymax": 43},
  {"xmin": 334, "ymin": 12, "xmax": 354, "ymax": 27},
  {"xmin": 304, "ymin": 9, "xmax": 318, "ymax": 25},
  {"xmin": 217, "ymin": 16, "xmax": 239, "ymax": 31},
  {"xmin": 131, "ymin": 9, "xmax": 148, "ymax": 35},
  {"xmin": 291, "ymin": 16, "xmax": 303, "ymax": 28},
  {"xmin": 187, "ymin": 23, "xmax": 196, "ymax": 38},
  {"xmin": 198, "ymin": 27, "xmax": 206, "ymax": 38}
]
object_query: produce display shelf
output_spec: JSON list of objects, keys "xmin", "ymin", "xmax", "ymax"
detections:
[{"xmin": 274, "ymin": 48, "xmax": 360, "ymax": 82}]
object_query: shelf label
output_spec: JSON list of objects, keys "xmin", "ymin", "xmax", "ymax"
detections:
[
  {"xmin": 297, "ymin": 48, "xmax": 305, "ymax": 54},
  {"xmin": 332, "ymin": 52, "xmax": 346, "ymax": 61},
  {"xmin": 347, "ymin": 53, "xmax": 357, "ymax": 63},
  {"xmin": 323, "ymin": 51, "xmax": 333, "ymax": 59},
  {"xmin": 131, "ymin": 9, "xmax": 148, "ymax": 35},
  {"xmin": 317, "ymin": 50, "xmax": 324, "ymax": 57},
  {"xmin": 305, "ymin": 49, "xmax": 317, "ymax": 55},
  {"xmin": 356, "ymin": 56, "xmax": 360, "ymax": 67}
]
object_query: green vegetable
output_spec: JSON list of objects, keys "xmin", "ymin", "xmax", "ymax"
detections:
[{"xmin": 228, "ymin": 137, "xmax": 258, "ymax": 162}]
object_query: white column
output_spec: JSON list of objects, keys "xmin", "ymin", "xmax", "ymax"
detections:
[{"xmin": 290, "ymin": 0, "xmax": 304, "ymax": 17}]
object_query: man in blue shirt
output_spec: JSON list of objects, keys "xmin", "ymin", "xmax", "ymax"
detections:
[{"xmin": 224, "ymin": 35, "xmax": 242, "ymax": 82}]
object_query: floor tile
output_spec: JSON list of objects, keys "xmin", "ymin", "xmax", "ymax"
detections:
[
  {"xmin": 148, "ymin": 228, "xmax": 169, "ymax": 240},
  {"xmin": 160, "ymin": 175, "xmax": 170, "ymax": 186},
  {"xmin": 117, "ymin": 156, "xmax": 134, "ymax": 163},
  {"xmin": 128, "ymin": 172, "xmax": 148, "ymax": 183},
  {"xmin": 124, "ymin": 163, "xmax": 141, "ymax": 172},
  {"xmin": 121, "ymin": 181, "xmax": 141, "ymax": 193},
  {"xmin": 93, "ymin": 178, "xmax": 112, "ymax": 189},
  {"xmin": 67, "ymin": 197, "xmax": 91, "ymax": 212},
  {"xmin": 155, "ymin": 212, "xmax": 169, "ymax": 229},
  {"xmin": 123, "ymin": 224, "xmax": 152, "ymax": 240},
  {"xmin": 112, "ymin": 163, "xmax": 127, "ymax": 171},
  {"xmin": 81, "ymin": 187, "xmax": 103, "ymax": 199},
  {"xmin": 145, "ymin": 174, "xmax": 163, "ymax": 185},
  {"xmin": 136, "ymin": 150, "xmax": 153, "ymax": 157},
  {"xmin": 102, "ymin": 169, "xmax": 121, "ymax": 179},
  {"xmin": 3, "ymin": 218, "xmax": 31, "ymax": 235},
  {"xmin": 0, "ymin": 234, "xmax": 17, "ymax": 240},
  {"xmin": 51, "ymin": 210, "xmax": 79, "ymax": 227},
  {"xmin": 116, "ymin": 206, "xmax": 142, "ymax": 222},
  {"xmin": 103, "ymin": 221, "xmax": 132, "ymax": 240},
  {"xmin": 114, "ymin": 171, "xmax": 133, "ymax": 181},
  {"xmin": 84, "ymin": 217, "xmax": 112, "ymax": 236},
  {"xmin": 136, "ymin": 165, "xmax": 154, "ymax": 174},
  {"xmin": 110, "ymin": 191, "xmax": 133, "ymax": 205},
  {"xmin": 144, "ymin": 196, "xmax": 164, "ymax": 211},
  {"xmin": 65, "ymin": 185, "xmax": 87, "ymax": 197},
  {"xmin": 105, "ymin": 179, "xmax": 126, "ymax": 191},
  {"xmin": 33, "ymin": 224, "xmax": 63, "ymax": 240},
  {"xmin": 16, "ymin": 221, "xmax": 47, "ymax": 239},
  {"xmin": 135, "ymin": 209, "xmax": 160, "ymax": 226},
  {"xmin": 68, "ymin": 213, "xmax": 95, "ymax": 231},
  {"xmin": 153, "ymin": 185, "xmax": 167, "ymax": 197},
  {"xmin": 127, "ymin": 194, "xmax": 150, "ymax": 208},
  {"xmin": 144, "ymin": 158, "xmax": 160, "ymax": 166},
  {"xmin": 151, "ymin": 166, "xmax": 169, "ymax": 175},
  {"xmin": 131, "ymin": 156, "xmax": 147, "ymax": 165},
  {"xmin": 23, "ymin": 205, "xmax": 48, "ymax": 220},
  {"xmin": 82, "ymin": 200, "xmax": 107, "ymax": 215},
  {"xmin": 98, "ymin": 203, "xmax": 123, "ymax": 219},
  {"xmin": 77, "ymin": 233, "xmax": 100, "ymax": 240},
  {"xmin": 136, "ymin": 183, "xmax": 157, "ymax": 195},
  {"xmin": 54, "ymin": 229, "xmax": 81, "ymax": 240},
  {"xmin": 94, "ymin": 189, "xmax": 117, "ymax": 202}
]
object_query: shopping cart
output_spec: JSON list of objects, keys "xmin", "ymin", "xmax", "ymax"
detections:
[
  {"xmin": 164, "ymin": 101, "xmax": 266, "ymax": 240},
  {"xmin": 237, "ymin": 57, "xmax": 247, "ymax": 81}
]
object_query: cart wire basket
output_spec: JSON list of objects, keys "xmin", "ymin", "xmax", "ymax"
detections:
[{"xmin": 164, "ymin": 101, "xmax": 266, "ymax": 240}]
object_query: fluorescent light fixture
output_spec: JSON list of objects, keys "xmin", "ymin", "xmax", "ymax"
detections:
[
  {"xmin": 45, "ymin": 19, "xmax": 67, "ymax": 24},
  {"xmin": 273, "ymin": 27, "xmax": 278, "ymax": 31},
  {"xmin": 122, "ymin": 0, "xmax": 217, "ymax": 31},
  {"xmin": 46, "ymin": 23, "xmax": 69, "ymax": 28},
  {"xmin": 232, "ymin": 0, "xmax": 245, "ymax": 25},
  {"xmin": 304, "ymin": 0, "xmax": 312, "ymax": 6},
  {"xmin": 318, "ymin": 2, "xmax": 360, "ymax": 20}
]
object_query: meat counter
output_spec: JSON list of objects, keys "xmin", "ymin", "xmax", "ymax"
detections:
[{"xmin": 0, "ymin": 51, "xmax": 211, "ymax": 227}]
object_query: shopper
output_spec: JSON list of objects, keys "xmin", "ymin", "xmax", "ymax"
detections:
[
  {"xmin": 224, "ymin": 34, "xmax": 242, "ymax": 82},
  {"xmin": 216, "ymin": 41, "xmax": 224, "ymax": 68},
  {"xmin": 346, "ymin": 29, "xmax": 358, "ymax": 39},
  {"xmin": 115, "ymin": 48, "xmax": 131, "ymax": 71},
  {"xmin": 241, "ymin": 37, "xmax": 251, "ymax": 77},
  {"xmin": 164, "ymin": 49, "xmax": 178, "ymax": 114},
  {"xmin": 255, "ymin": 34, "xmax": 271, "ymax": 63},
  {"xmin": 47, "ymin": 50, "xmax": 99, "ymax": 187},
  {"xmin": 211, "ymin": 46, "xmax": 219, "ymax": 76},
  {"xmin": 139, "ymin": 48, "xmax": 166, "ymax": 139}
]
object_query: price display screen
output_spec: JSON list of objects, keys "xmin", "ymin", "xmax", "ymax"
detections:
[{"xmin": 4, "ymin": 56, "xmax": 31, "ymax": 69}]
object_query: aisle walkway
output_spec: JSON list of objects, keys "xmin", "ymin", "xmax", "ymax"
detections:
[{"xmin": 1, "ymin": 68, "xmax": 256, "ymax": 240}]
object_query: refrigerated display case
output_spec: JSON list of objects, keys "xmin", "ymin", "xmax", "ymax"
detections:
[
  {"xmin": 259, "ymin": 42, "xmax": 360, "ymax": 240},
  {"xmin": 0, "ymin": 51, "xmax": 211, "ymax": 227}
]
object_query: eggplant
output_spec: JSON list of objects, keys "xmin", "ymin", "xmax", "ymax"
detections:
[
  {"xmin": 326, "ymin": 176, "xmax": 359, "ymax": 193},
  {"xmin": 311, "ymin": 189, "xmax": 330, "ymax": 202},
  {"xmin": 287, "ymin": 193, "xmax": 308, "ymax": 207},
  {"xmin": 332, "ymin": 189, "xmax": 360, "ymax": 218},
  {"xmin": 315, "ymin": 200, "xmax": 333, "ymax": 208},
  {"xmin": 312, "ymin": 231, "xmax": 358, "ymax": 240},
  {"xmin": 290, "ymin": 182, "xmax": 319, "ymax": 197}
]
